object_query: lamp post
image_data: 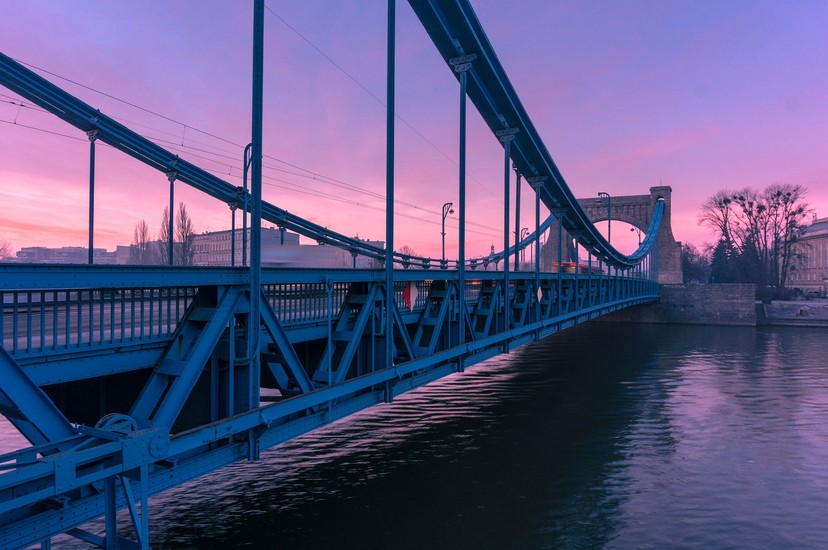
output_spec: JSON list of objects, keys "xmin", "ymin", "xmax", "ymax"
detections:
[
  {"xmin": 597, "ymin": 191, "xmax": 611, "ymax": 244},
  {"xmin": 520, "ymin": 227, "xmax": 529, "ymax": 264},
  {"xmin": 631, "ymin": 226, "xmax": 642, "ymax": 245},
  {"xmin": 441, "ymin": 201, "xmax": 454, "ymax": 264}
]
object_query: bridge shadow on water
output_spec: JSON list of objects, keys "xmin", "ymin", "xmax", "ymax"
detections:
[
  {"xmin": 37, "ymin": 321, "xmax": 828, "ymax": 548},
  {"xmin": 71, "ymin": 322, "xmax": 666, "ymax": 549}
]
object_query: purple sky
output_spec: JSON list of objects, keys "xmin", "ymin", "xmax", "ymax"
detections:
[{"xmin": 2, "ymin": 0, "xmax": 827, "ymax": 259}]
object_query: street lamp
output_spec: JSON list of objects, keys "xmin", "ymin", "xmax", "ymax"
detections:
[
  {"xmin": 597, "ymin": 191, "xmax": 611, "ymax": 244},
  {"xmin": 441, "ymin": 201, "xmax": 454, "ymax": 264},
  {"xmin": 520, "ymin": 227, "xmax": 529, "ymax": 264},
  {"xmin": 631, "ymin": 226, "xmax": 642, "ymax": 245}
]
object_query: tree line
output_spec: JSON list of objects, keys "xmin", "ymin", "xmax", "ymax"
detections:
[
  {"xmin": 131, "ymin": 202, "xmax": 195, "ymax": 265},
  {"xmin": 683, "ymin": 183, "xmax": 811, "ymax": 291}
]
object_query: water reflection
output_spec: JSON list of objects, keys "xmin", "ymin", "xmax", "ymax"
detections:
[{"xmin": 3, "ymin": 323, "xmax": 828, "ymax": 548}]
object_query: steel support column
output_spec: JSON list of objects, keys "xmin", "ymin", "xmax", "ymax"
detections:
[
  {"xmin": 554, "ymin": 208, "xmax": 564, "ymax": 316},
  {"xmin": 527, "ymin": 176, "xmax": 546, "ymax": 320},
  {"xmin": 513, "ymin": 165, "xmax": 521, "ymax": 271},
  {"xmin": 242, "ymin": 143, "xmax": 252, "ymax": 267},
  {"xmin": 385, "ymin": 0, "xmax": 396, "ymax": 368},
  {"xmin": 249, "ymin": 0, "xmax": 264, "ymax": 425},
  {"xmin": 230, "ymin": 202, "xmax": 237, "ymax": 267},
  {"xmin": 451, "ymin": 53, "xmax": 475, "ymax": 349},
  {"xmin": 167, "ymin": 173, "xmax": 175, "ymax": 266},
  {"xmin": 458, "ymin": 69, "xmax": 466, "ymax": 349},
  {"xmin": 496, "ymin": 128, "xmax": 517, "ymax": 336},
  {"xmin": 87, "ymin": 130, "xmax": 97, "ymax": 265}
]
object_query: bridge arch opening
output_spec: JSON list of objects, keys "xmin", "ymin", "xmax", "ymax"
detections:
[
  {"xmin": 542, "ymin": 186, "xmax": 682, "ymax": 283},
  {"xmin": 589, "ymin": 219, "xmax": 647, "ymax": 256}
]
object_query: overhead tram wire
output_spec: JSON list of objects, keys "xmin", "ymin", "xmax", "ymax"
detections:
[
  {"xmin": 7, "ymin": 58, "xmax": 500, "ymax": 238},
  {"xmin": 4, "ymin": 93, "xmax": 500, "ymax": 235},
  {"xmin": 14, "ymin": 58, "xmax": 244, "ymax": 150},
  {"xmin": 0, "ymin": 118, "xmax": 87, "ymax": 142},
  {"xmin": 6, "ymin": 64, "xmax": 480, "ymax": 225},
  {"xmin": 263, "ymin": 2, "xmax": 496, "ymax": 198},
  {"xmin": 1, "ymin": 109, "xmax": 501, "ymax": 240},
  {"xmin": 3, "ymin": 94, "xmax": 502, "ymax": 239}
]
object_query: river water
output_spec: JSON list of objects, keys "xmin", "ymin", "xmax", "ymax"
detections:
[{"xmin": 4, "ymin": 322, "xmax": 828, "ymax": 548}]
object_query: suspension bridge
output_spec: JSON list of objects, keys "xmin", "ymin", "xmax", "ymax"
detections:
[{"xmin": 0, "ymin": 1, "xmax": 668, "ymax": 547}]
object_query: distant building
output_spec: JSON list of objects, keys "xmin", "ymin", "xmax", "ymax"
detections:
[
  {"xmin": 15, "ymin": 246, "xmax": 117, "ymax": 264},
  {"xmin": 193, "ymin": 227, "xmax": 295, "ymax": 266},
  {"xmin": 10, "ymin": 229, "xmax": 384, "ymax": 268},
  {"xmin": 193, "ymin": 227, "xmax": 383, "ymax": 268},
  {"xmin": 789, "ymin": 216, "xmax": 828, "ymax": 293}
]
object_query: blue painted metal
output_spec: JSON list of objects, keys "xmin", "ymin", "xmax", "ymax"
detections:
[
  {"xmin": 456, "ymin": 57, "xmax": 470, "ymax": 352},
  {"xmin": 87, "ymin": 131, "xmax": 96, "ymax": 265},
  {"xmin": 386, "ymin": 0, "xmax": 397, "ymax": 376},
  {"xmin": 0, "ymin": 1, "xmax": 670, "ymax": 546},
  {"xmin": 259, "ymin": 291, "xmax": 314, "ymax": 395},
  {"xmin": 0, "ymin": 347, "xmax": 74, "ymax": 446},
  {"xmin": 514, "ymin": 167, "xmax": 521, "ymax": 271},
  {"xmin": 168, "ymin": 173, "xmax": 175, "ymax": 266},
  {"xmin": 0, "ymin": 273, "xmax": 658, "ymax": 548},
  {"xmin": 412, "ymin": 280, "xmax": 455, "ymax": 356},
  {"xmin": 130, "ymin": 285, "xmax": 244, "ymax": 428},
  {"xmin": 407, "ymin": 0, "xmax": 656, "ymax": 268},
  {"xmin": 243, "ymin": 143, "xmax": 252, "ymax": 267}
]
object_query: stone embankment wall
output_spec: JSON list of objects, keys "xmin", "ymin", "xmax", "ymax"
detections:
[
  {"xmin": 602, "ymin": 284, "xmax": 757, "ymax": 326},
  {"xmin": 760, "ymin": 301, "xmax": 828, "ymax": 327}
]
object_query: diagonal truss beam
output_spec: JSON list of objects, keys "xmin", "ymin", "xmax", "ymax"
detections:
[
  {"xmin": 259, "ymin": 291, "xmax": 315, "ymax": 394},
  {"xmin": 0, "ymin": 347, "xmax": 75, "ymax": 446},
  {"xmin": 130, "ymin": 286, "xmax": 243, "ymax": 429}
]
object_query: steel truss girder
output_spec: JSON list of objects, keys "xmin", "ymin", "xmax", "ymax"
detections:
[
  {"xmin": 259, "ymin": 291, "xmax": 314, "ymax": 395},
  {"xmin": 130, "ymin": 285, "xmax": 244, "ymax": 428},
  {"xmin": 412, "ymin": 280, "xmax": 456, "ymax": 356},
  {"xmin": 510, "ymin": 279, "xmax": 533, "ymax": 327},
  {"xmin": 0, "ymin": 347, "xmax": 74, "ymax": 446},
  {"xmin": 470, "ymin": 279, "xmax": 501, "ymax": 339},
  {"xmin": 311, "ymin": 282, "xmax": 413, "ymax": 386},
  {"xmin": 0, "ymin": 279, "xmax": 657, "ymax": 549}
]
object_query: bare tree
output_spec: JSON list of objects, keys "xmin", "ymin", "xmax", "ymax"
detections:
[
  {"xmin": 0, "ymin": 238, "xmax": 13, "ymax": 260},
  {"xmin": 397, "ymin": 244, "xmax": 417, "ymax": 257},
  {"xmin": 131, "ymin": 220, "xmax": 153, "ymax": 264},
  {"xmin": 175, "ymin": 202, "xmax": 195, "ymax": 266},
  {"xmin": 157, "ymin": 206, "xmax": 171, "ymax": 265},
  {"xmin": 698, "ymin": 184, "xmax": 810, "ymax": 287},
  {"xmin": 765, "ymin": 184, "xmax": 809, "ymax": 287}
]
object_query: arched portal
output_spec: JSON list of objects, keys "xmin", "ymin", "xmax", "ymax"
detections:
[{"xmin": 542, "ymin": 186, "xmax": 683, "ymax": 284}]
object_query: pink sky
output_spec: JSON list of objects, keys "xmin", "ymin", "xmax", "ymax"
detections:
[{"xmin": 1, "ymin": 0, "xmax": 827, "ymax": 259}]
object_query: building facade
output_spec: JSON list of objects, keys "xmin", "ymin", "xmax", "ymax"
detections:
[
  {"xmin": 788, "ymin": 217, "xmax": 828, "ymax": 294},
  {"xmin": 14, "ymin": 246, "xmax": 118, "ymax": 264},
  {"xmin": 193, "ymin": 227, "xmax": 296, "ymax": 266},
  {"xmin": 193, "ymin": 227, "xmax": 383, "ymax": 269}
]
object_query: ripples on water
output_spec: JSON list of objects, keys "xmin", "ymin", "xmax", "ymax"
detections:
[{"xmin": 4, "ymin": 323, "xmax": 828, "ymax": 548}]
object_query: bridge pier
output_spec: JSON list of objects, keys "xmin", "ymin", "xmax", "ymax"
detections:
[{"xmin": 542, "ymin": 186, "xmax": 682, "ymax": 284}]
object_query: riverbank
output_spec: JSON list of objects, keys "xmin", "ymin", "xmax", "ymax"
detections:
[
  {"xmin": 603, "ymin": 284, "xmax": 828, "ymax": 327},
  {"xmin": 759, "ymin": 300, "xmax": 828, "ymax": 327},
  {"xmin": 602, "ymin": 283, "xmax": 756, "ymax": 326}
]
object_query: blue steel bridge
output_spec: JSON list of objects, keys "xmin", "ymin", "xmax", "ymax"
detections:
[{"xmin": 0, "ymin": 1, "xmax": 665, "ymax": 548}]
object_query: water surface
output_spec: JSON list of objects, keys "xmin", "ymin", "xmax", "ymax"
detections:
[{"xmin": 4, "ymin": 323, "xmax": 828, "ymax": 548}]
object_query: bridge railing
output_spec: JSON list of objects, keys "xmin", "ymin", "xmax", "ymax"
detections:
[
  {"xmin": 1, "ymin": 286, "xmax": 196, "ymax": 357},
  {"xmin": 1, "ymin": 265, "xmax": 652, "ymax": 360}
]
